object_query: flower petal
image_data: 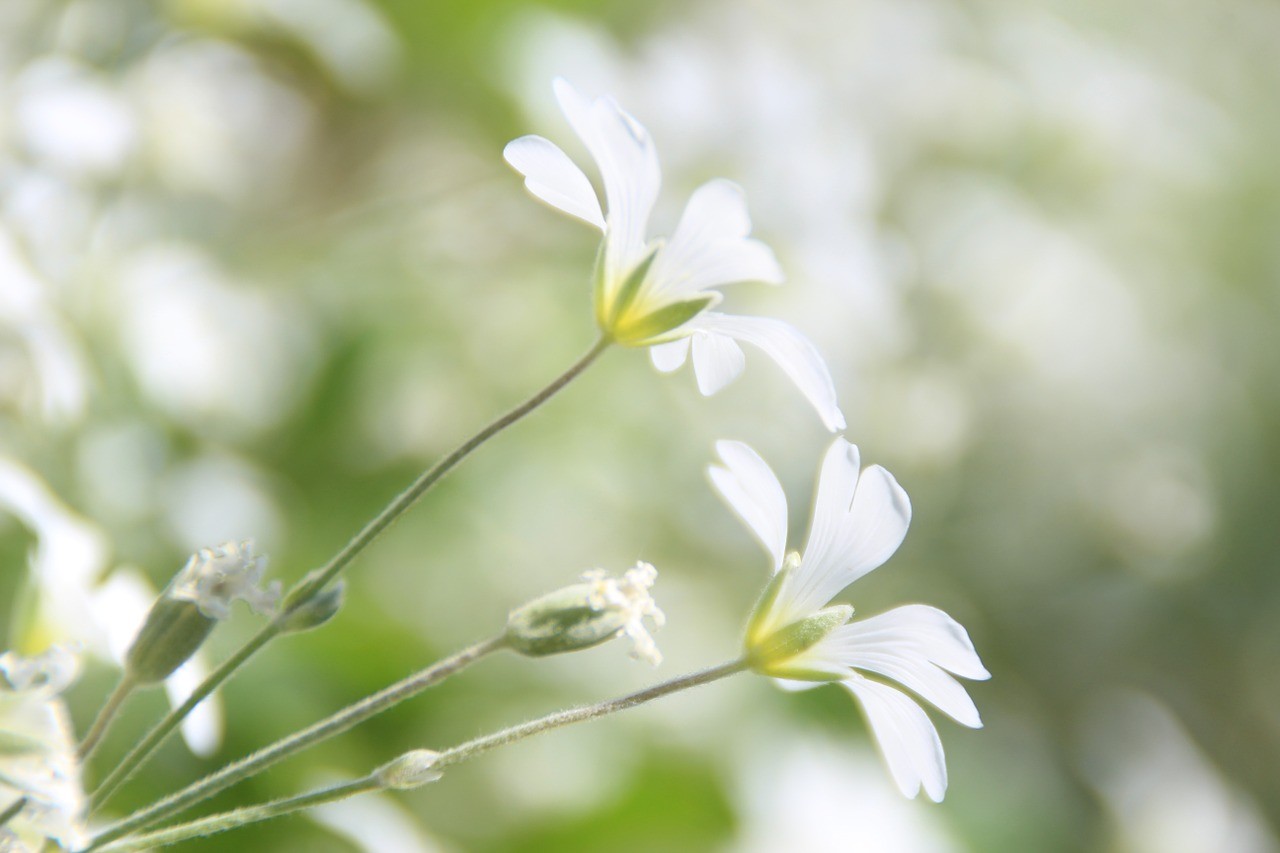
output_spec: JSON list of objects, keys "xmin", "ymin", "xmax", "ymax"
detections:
[
  {"xmin": 647, "ymin": 179, "xmax": 783, "ymax": 302},
  {"xmin": 165, "ymin": 656, "xmax": 223, "ymax": 758},
  {"xmin": 691, "ymin": 331, "xmax": 746, "ymax": 395},
  {"xmin": 708, "ymin": 440, "xmax": 788, "ymax": 572},
  {"xmin": 833, "ymin": 605, "xmax": 991, "ymax": 681},
  {"xmin": 779, "ymin": 440, "xmax": 910, "ymax": 620},
  {"xmin": 685, "ymin": 313, "xmax": 845, "ymax": 432},
  {"xmin": 503, "ymin": 135, "xmax": 605, "ymax": 229},
  {"xmin": 811, "ymin": 608, "xmax": 987, "ymax": 728},
  {"xmin": 842, "ymin": 676, "xmax": 948, "ymax": 801},
  {"xmin": 553, "ymin": 78, "xmax": 660, "ymax": 284},
  {"xmin": 649, "ymin": 337, "xmax": 689, "ymax": 372}
]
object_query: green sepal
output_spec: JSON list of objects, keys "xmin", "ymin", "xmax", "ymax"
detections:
[
  {"xmin": 744, "ymin": 560, "xmax": 794, "ymax": 648},
  {"xmin": 612, "ymin": 295, "xmax": 714, "ymax": 346},
  {"xmin": 505, "ymin": 585, "xmax": 626, "ymax": 658},
  {"xmin": 745, "ymin": 604, "xmax": 852, "ymax": 675},
  {"xmin": 281, "ymin": 582, "xmax": 345, "ymax": 634},
  {"xmin": 600, "ymin": 248, "xmax": 659, "ymax": 332},
  {"xmin": 124, "ymin": 596, "xmax": 216, "ymax": 685},
  {"xmin": 591, "ymin": 240, "xmax": 610, "ymax": 331}
]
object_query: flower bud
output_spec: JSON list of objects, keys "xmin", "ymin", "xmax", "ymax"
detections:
[
  {"xmin": 171, "ymin": 541, "xmax": 280, "ymax": 620},
  {"xmin": 125, "ymin": 541, "xmax": 279, "ymax": 685},
  {"xmin": 504, "ymin": 563, "xmax": 665, "ymax": 665},
  {"xmin": 280, "ymin": 583, "xmax": 345, "ymax": 634},
  {"xmin": 375, "ymin": 750, "xmax": 442, "ymax": 789},
  {"xmin": 124, "ymin": 596, "xmax": 217, "ymax": 685}
]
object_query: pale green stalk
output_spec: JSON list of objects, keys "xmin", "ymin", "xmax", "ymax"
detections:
[
  {"xmin": 77, "ymin": 675, "xmax": 136, "ymax": 761},
  {"xmin": 90, "ymin": 337, "xmax": 610, "ymax": 807},
  {"xmin": 91, "ymin": 776, "xmax": 381, "ymax": 852},
  {"xmin": 87, "ymin": 658, "xmax": 747, "ymax": 851},
  {"xmin": 433, "ymin": 658, "xmax": 749, "ymax": 769},
  {"xmin": 88, "ymin": 636, "xmax": 507, "ymax": 847},
  {"xmin": 0, "ymin": 796, "xmax": 26, "ymax": 830}
]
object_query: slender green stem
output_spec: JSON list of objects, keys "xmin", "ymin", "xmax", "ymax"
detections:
[
  {"xmin": 0, "ymin": 796, "xmax": 27, "ymax": 830},
  {"xmin": 90, "ymin": 337, "xmax": 610, "ymax": 807},
  {"xmin": 89, "ymin": 636, "xmax": 507, "ymax": 847},
  {"xmin": 90, "ymin": 776, "xmax": 382, "ymax": 852},
  {"xmin": 89, "ymin": 658, "xmax": 746, "ymax": 851},
  {"xmin": 434, "ymin": 658, "xmax": 749, "ymax": 770},
  {"xmin": 90, "ymin": 624, "xmax": 283, "ymax": 809},
  {"xmin": 78, "ymin": 675, "xmax": 135, "ymax": 761}
]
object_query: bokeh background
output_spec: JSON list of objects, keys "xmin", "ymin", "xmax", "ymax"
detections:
[{"xmin": 2, "ymin": 0, "xmax": 1279, "ymax": 850}]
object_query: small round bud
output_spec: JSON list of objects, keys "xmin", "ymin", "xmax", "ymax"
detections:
[
  {"xmin": 281, "ymin": 583, "xmax": 345, "ymax": 634},
  {"xmin": 374, "ymin": 750, "xmax": 442, "ymax": 790}
]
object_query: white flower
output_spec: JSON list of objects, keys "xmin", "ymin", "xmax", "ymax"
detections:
[
  {"xmin": 581, "ymin": 561, "xmax": 666, "ymax": 666},
  {"xmin": 710, "ymin": 439, "xmax": 990, "ymax": 801},
  {"xmin": 505, "ymin": 79, "xmax": 845, "ymax": 432},
  {"xmin": 170, "ymin": 539, "xmax": 280, "ymax": 620},
  {"xmin": 0, "ymin": 456, "xmax": 223, "ymax": 756},
  {"xmin": 0, "ymin": 648, "xmax": 86, "ymax": 852}
]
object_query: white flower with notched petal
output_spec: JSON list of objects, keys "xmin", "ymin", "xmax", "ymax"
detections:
[
  {"xmin": 709, "ymin": 439, "xmax": 989, "ymax": 801},
  {"xmin": 504, "ymin": 79, "xmax": 845, "ymax": 432}
]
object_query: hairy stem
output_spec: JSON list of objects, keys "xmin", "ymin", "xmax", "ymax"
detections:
[
  {"xmin": 89, "ymin": 657, "xmax": 747, "ymax": 851},
  {"xmin": 90, "ymin": 636, "xmax": 507, "ymax": 847},
  {"xmin": 91, "ymin": 777, "xmax": 381, "ymax": 852},
  {"xmin": 436, "ymin": 658, "xmax": 749, "ymax": 769}
]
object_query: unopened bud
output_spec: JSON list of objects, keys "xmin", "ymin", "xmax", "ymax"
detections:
[
  {"xmin": 125, "ymin": 597, "xmax": 216, "ymax": 685},
  {"xmin": 171, "ymin": 540, "xmax": 279, "ymax": 620},
  {"xmin": 281, "ymin": 583, "xmax": 345, "ymax": 634},
  {"xmin": 125, "ymin": 541, "xmax": 279, "ymax": 685},
  {"xmin": 375, "ymin": 750, "xmax": 442, "ymax": 789},
  {"xmin": 505, "ymin": 563, "xmax": 665, "ymax": 665}
]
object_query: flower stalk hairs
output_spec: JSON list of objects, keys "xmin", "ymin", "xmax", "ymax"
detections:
[
  {"xmin": 711, "ymin": 438, "xmax": 990, "ymax": 800},
  {"xmin": 505, "ymin": 78, "xmax": 845, "ymax": 432}
]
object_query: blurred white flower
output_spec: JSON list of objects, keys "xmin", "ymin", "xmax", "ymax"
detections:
[
  {"xmin": 0, "ymin": 457, "xmax": 223, "ymax": 756},
  {"xmin": 0, "ymin": 647, "xmax": 86, "ymax": 852},
  {"xmin": 710, "ymin": 439, "xmax": 989, "ymax": 800},
  {"xmin": 171, "ymin": 540, "xmax": 280, "ymax": 620},
  {"xmin": 504, "ymin": 78, "xmax": 844, "ymax": 432}
]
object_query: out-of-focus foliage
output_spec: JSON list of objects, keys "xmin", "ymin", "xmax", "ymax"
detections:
[{"xmin": 1, "ymin": 0, "xmax": 1278, "ymax": 850}]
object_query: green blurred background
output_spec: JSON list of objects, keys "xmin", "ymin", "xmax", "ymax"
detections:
[{"xmin": 2, "ymin": 0, "xmax": 1278, "ymax": 850}]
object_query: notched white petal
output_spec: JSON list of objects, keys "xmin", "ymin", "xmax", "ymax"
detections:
[
  {"xmin": 551, "ymin": 77, "xmax": 660, "ymax": 281},
  {"xmin": 708, "ymin": 440, "xmax": 788, "ymax": 572},
  {"xmin": 648, "ymin": 180, "xmax": 784, "ymax": 302},
  {"xmin": 842, "ymin": 676, "xmax": 948, "ymax": 802},
  {"xmin": 649, "ymin": 337, "xmax": 689, "ymax": 372},
  {"xmin": 687, "ymin": 313, "xmax": 844, "ymax": 432},
  {"xmin": 691, "ymin": 332, "xmax": 746, "ymax": 395},
  {"xmin": 503, "ymin": 135, "xmax": 605, "ymax": 229}
]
